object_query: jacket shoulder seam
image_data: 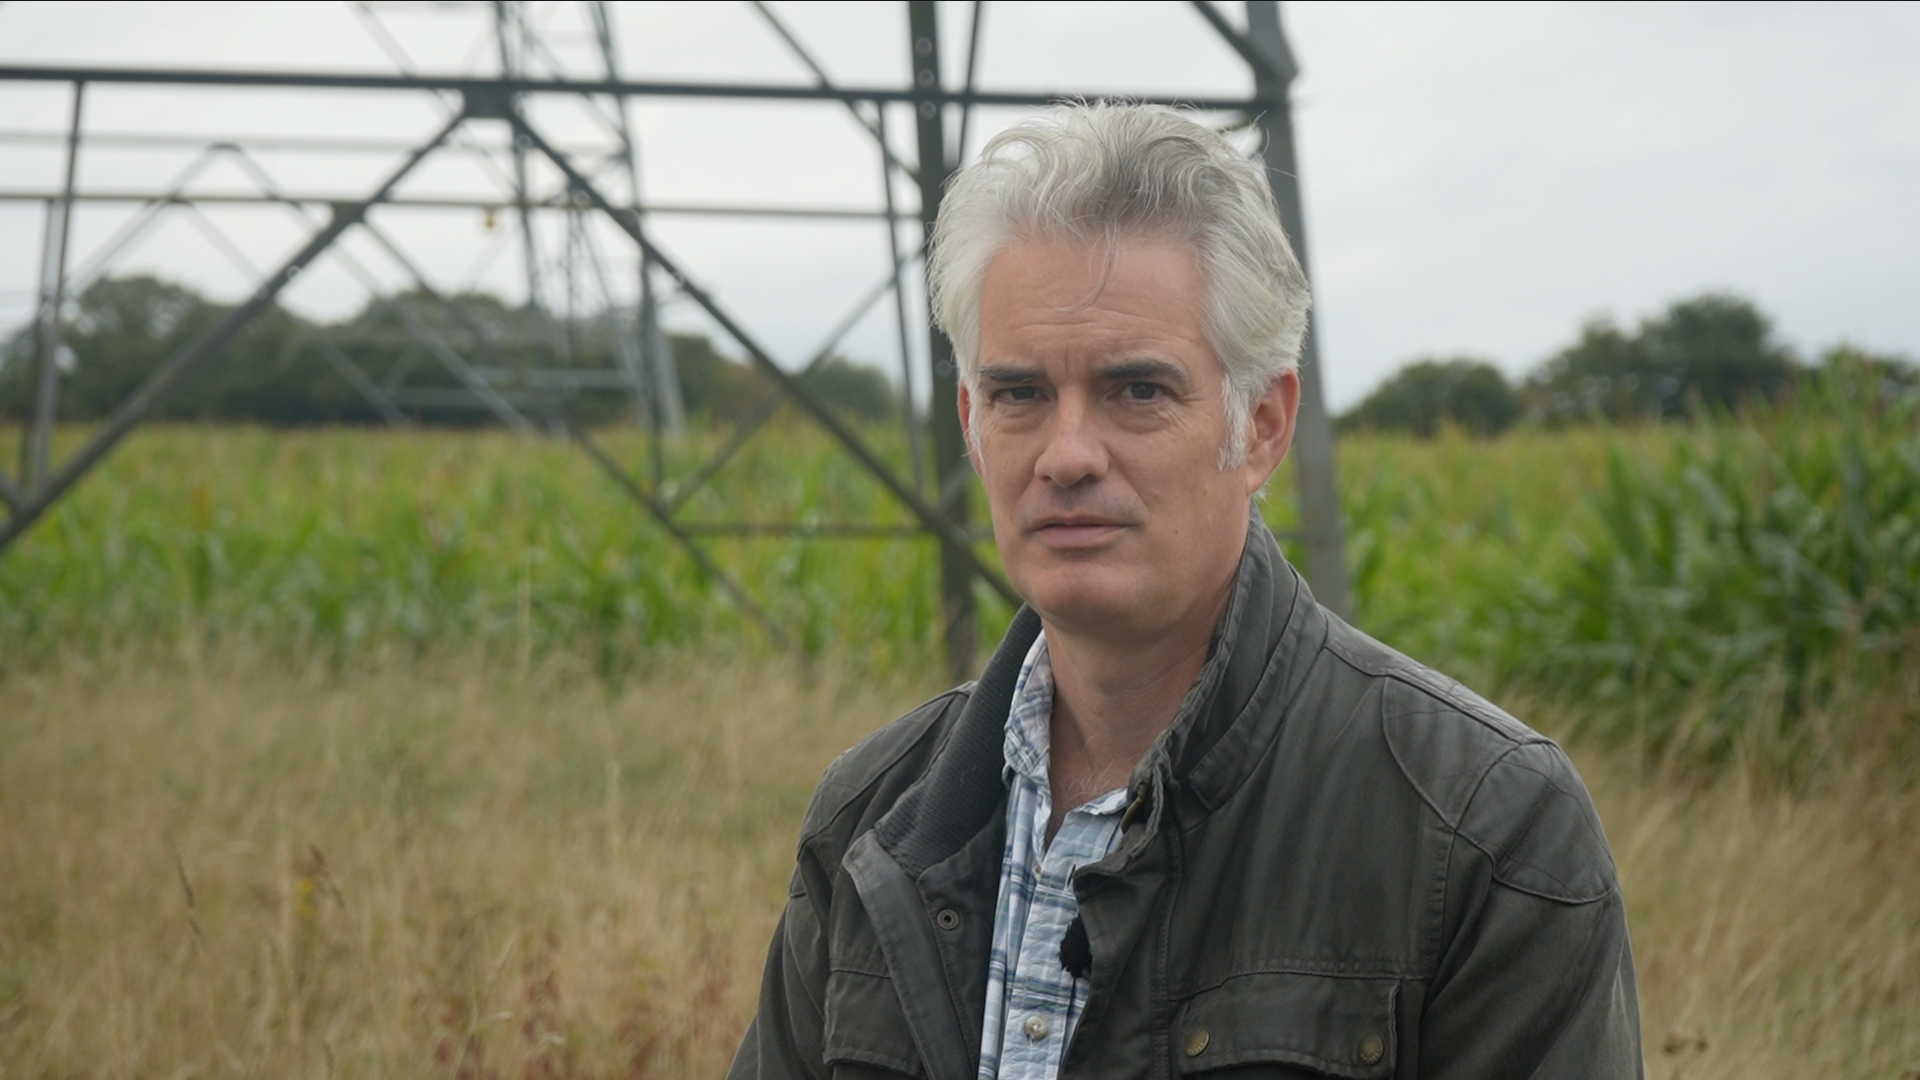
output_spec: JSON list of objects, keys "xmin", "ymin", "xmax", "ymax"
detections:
[
  {"xmin": 1365, "ymin": 681, "xmax": 1527, "ymax": 832},
  {"xmin": 799, "ymin": 685, "xmax": 971, "ymax": 844},
  {"xmin": 1321, "ymin": 619, "xmax": 1537, "ymax": 737},
  {"xmin": 1456, "ymin": 745, "xmax": 1619, "ymax": 904}
]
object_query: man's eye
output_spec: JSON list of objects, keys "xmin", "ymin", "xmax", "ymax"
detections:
[
  {"xmin": 1124, "ymin": 382, "xmax": 1164, "ymax": 401},
  {"xmin": 997, "ymin": 386, "xmax": 1041, "ymax": 403}
]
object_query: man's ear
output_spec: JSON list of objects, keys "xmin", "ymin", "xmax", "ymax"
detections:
[
  {"xmin": 958, "ymin": 382, "xmax": 984, "ymax": 474},
  {"xmin": 1242, "ymin": 369, "xmax": 1301, "ymax": 495}
]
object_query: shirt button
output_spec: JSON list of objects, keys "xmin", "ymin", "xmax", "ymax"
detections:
[{"xmin": 1022, "ymin": 1015, "xmax": 1050, "ymax": 1041}]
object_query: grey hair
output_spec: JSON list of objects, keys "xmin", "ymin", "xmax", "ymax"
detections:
[{"xmin": 929, "ymin": 102, "xmax": 1311, "ymax": 466}]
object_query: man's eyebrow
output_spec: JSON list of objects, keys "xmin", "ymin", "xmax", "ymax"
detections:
[
  {"xmin": 1101, "ymin": 359, "xmax": 1194, "ymax": 390},
  {"xmin": 978, "ymin": 364, "xmax": 1044, "ymax": 385}
]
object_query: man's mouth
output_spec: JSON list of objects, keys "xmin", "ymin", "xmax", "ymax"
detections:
[{"xmin": 1030, "ymin": 515, "xmax": 1130, "ymax": 547}]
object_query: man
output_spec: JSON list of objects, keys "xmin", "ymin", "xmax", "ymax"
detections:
[{"xmin": 731, "ymin": 104, "xmax": 1641, "ymax": 1080}]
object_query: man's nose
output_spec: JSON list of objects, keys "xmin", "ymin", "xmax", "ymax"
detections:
[{"xmin": 1033, "ymin": 395, "xmax": 1108, "ymax": 487}]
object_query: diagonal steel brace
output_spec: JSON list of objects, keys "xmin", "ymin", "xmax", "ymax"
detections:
[
  {"xmin": 509, "ymin": 111, "xmax": 1019, "ymax": 610},
  {"xmin": 0, "ymin": 110, "xmax": 469, "ymax": 555},
  {"xmin": 565, "ymin": 414, "xmax": 802, "ymax": 659}
]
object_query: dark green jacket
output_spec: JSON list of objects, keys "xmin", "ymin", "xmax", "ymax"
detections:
[{"xmin": 731, "ymin": 522, "xmax": 1642, "ymax": 1079}]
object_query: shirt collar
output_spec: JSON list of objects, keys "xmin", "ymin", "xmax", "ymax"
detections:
[{"xmin": 1003, "ymin": 630, "xmax": 1054, "ymax": 785}]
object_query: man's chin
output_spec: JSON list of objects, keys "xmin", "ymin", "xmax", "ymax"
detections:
[{"xmin": 1023, "ymin": 586, "xmax": 1150, "ymax": 642}]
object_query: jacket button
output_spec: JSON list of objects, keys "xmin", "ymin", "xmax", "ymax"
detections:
[
  {"xmin": 1358, "ymin": 1033, "xmax": 1385, "ymax": 1065},
  {"xmin": 1184, "ymin": 1028, "xmax": 1210, "ymax": 1056},
  {"xmin": 935, "ymin": 908, "xmax": 960, "ymax": 930}
]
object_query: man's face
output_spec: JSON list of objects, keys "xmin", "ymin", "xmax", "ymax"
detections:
[{"xmin": 959, "ymin": 236, "xmax": 1299, "ymax": 648}]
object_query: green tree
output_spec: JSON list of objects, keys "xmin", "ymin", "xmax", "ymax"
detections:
[
  {"xmin": 671, "ymin": 332, "xmax": 769, "ymax": 422},
  {"xmin": 1643, "ymin": 293, "xmax": 1796, "ymax": 413},
  {"xmin": 318, "ymin": 289, "xmax": 653, "ymax": 426},
  {"xmin": 1342, "ymin": 357, "xmax": 1521, "ymax": 438},
  {"xmin": 1526, "ymin": 293, "xmax": 1797, "ymax": 425},
  {"xmin": 1522, "ymin": 317, "xmax": 1662, "ymax": 424},
  {"xmin": 671, "ymin": 334, "xmax": 898, "ymax": 424},
  {"xmin": 1809, "ymin": 343, "xmax": 1918, "ymax": 412},
  {"xmin": 3, "ymin": 277, "xmax": 903, "ymax": 429},
  {"xmin": 803, "ymin": 356, "xmax": 897, "ymax": 422},
  {"xmin": 1, "ymin": 275, "xmax": 225, "ymax": 421},
  {"xmin": 172, "ymin": 303, "xmax": 331, "ymax": 423}
]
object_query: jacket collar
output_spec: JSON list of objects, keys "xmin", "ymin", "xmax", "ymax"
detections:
[{"xmin": 873, "ymin": 515, "xmax": 1329, "ymax": 877}]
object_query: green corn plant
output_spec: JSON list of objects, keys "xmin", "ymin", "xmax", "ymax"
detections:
[{"xmin": 1534, "ymin": 366, "xmax": 1920, "ymax": 772}]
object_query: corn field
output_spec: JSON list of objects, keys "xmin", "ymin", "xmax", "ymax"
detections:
[{"xmin": 8, "ymin": 375, "xmax": 1912, "ymax": 773}]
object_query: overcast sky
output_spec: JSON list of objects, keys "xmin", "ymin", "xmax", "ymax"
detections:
[{"xmin": 1, "ymin": 1, "xmax": 1915, "ymax": 411}]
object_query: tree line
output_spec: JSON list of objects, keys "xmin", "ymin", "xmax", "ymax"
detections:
[
  {"xmin": 0, "ymin": 274, "xmax": 901, "ymax": 428},
  {"xmin": 1341, "ymin": 293, "xmax": 1917, "ymax": 438},
  {"xmin": 10, "ymin": 278, "xmax": 1908, "ymax": 439}
]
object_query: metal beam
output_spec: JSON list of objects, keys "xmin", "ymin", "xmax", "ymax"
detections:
[
  {"xmin": 909, "ymin": 0, "xmax": 981, "ymax": 685},
  {"xmin": 0, "ymin": 110, "xmax": 467, "ymax": 555},
  {"xmin": 590, "ymin": 0, "xmax": 683, "ymax": 435},
  {"xmin": 1191, "ymin": 0, "xmax": 1294, "ymax": 86},
  {"xmin": 16, "ymin": 199, "xmax": 58, "ymax": 487},
  {"xmin": 1247, "ymin": 0, "xmax": 1351, "ymax": 621},
  {"xmin": 748, "ymin": 0, "xmax": 917, "ymax": 185},
  {"xmin": 26, "ymin": 84, "xmax": 84, "ymax": 495},
  {"xmin": 354, "ymin": 223, "xmax": 539, "ymax": 433},
  {"xmin": 510, "ymin": 110, "xmax": 1019, "ymax": 613},
  {"xmin": 0, "ymin": 2, "xmax": 1338, "ymax": 670},
  {"xmin": 301, "ymin": 333, "xmax": 414, "ymax": 427},
  {"xmin": 877, "ymin": 103, "xmax": 927, "ymax": 493},
  {"xmin": 662, "ymin": 262, "xmax": 916, "ymax": 517},
  {"xmin": 954, "ymin": 1, "xmax": 986, "ymax": 164},
  {"xmin": 0, "ymin": 190, "xmax": 906, "ymax": 220},
  {"xmin": 0, "ymin": 129, "xmax": 517, "ymax": 153},
  {"xmin": 566, "ymin": 417, "xmax": 800, "ymax": 658},
  {"xmin": 0, "ymin": 64, "xmax": 1279, "ymax": 111},
  {"xmin": 388, "ymin": 388, "xmax": 555, "ymax": 409},
  {"xmin": 46, "ymin": 145, "xmax": 234, "ymax": 297}
]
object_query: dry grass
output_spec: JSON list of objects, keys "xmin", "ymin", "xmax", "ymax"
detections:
[
  {"xmin": 1593, "ymin": 749, "xmax": 1920, "ymax": 1079},
  {"xmin": 0, "ymin": 654, "xmax": 904, "ymax": 1078},
  {"xmin": 1, "ymin": 658, "xmax": 1915, "ymax": 1078}
]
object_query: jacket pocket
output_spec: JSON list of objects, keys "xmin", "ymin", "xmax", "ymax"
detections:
[
  {"xmin": 1172, "ymin": 972, "xmax": 1398, "ymax": 1078},
  {"xmin": 824, "ymin": 969, "xmax": 927, "ymax": 1079}
]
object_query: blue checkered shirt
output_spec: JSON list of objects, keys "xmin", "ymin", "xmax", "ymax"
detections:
[{"xmin": 977, "ymin": 632, "xmax": 1129, "ymax": 1080}]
